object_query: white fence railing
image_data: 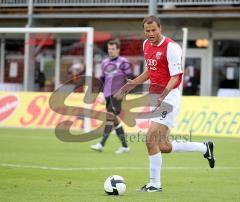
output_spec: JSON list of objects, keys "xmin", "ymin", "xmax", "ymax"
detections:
[
  {"xmin": 0, "ymin": 0, "xmax": 28, "ymax": 7},
  {"xmin": 0, "ymin": 0, "xmax": 239, "ymax": 7},
  {"xmin": 159, "ymin": 0, "xmax": 240, "ymax": 5}
]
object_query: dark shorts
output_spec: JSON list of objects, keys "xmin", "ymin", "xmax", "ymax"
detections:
[{"xmin": 105, "ymin": 95, "xmax": 122, "ymax": 115}]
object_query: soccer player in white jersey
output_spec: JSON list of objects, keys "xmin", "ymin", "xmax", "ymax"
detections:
[{"xmin": 115, "ymin": 16, "xmax": 215, "ymax": 192}]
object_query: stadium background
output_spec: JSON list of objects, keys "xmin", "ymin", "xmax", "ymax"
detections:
[{"xmin": 0, "ymin": 1, "xmax": 240, "ymax": 201}]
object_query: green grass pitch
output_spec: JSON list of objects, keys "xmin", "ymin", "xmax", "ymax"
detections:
[{"xmin": 0, "ymin": 128, "xmax": 240, "ymax": 202}]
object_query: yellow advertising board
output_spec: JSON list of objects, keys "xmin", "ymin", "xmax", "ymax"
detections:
[
  {"xmin": 0, "ymin": 92, "xmax": 87, "ymax": 129},
  {"xmin": 173, "ymin": 97, "xmax": 240, "ymax": 137},
  {"xmin": 0, "ymin": 92, "xmax": 239, "ymax": 137}
]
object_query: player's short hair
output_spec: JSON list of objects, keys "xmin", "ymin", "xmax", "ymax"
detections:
[
  {"xmin": 107, "ymin": 39, "xmax": 120, "ymax": 49},
  {"xmin": 142, "ymin": 16, "xmax": 161, "ymax": 28}
]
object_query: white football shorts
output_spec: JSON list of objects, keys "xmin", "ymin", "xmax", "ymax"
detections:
[{"xmin": 150, "ymin": 88, "xmax": 180, "ymax": 129}]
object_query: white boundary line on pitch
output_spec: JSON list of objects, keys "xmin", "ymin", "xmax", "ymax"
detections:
[{"xmin": 1, "ymin": 163, "xmax": 240, "ymax": 171}]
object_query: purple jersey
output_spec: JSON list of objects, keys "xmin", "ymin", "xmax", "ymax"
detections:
[{"xmin": 101, "ymin": 56, "xmax": 132, "ymax": 97}]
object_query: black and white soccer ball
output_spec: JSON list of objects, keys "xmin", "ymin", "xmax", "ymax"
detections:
[{"xmin": 104, "ymin": 175, "xmax": 126, "ymax": 195}]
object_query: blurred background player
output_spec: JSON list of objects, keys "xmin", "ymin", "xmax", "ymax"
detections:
[
  {"xmin": 91, "ymin": 39, "xmax": 134, "ymax": 154},
  {"xmin": 183, "ymin": 65, "xmax": 199, "ymax": 95},
  {"xmin": 116, "ymin": 16, "xmax": 215, "ymax": 192},
  {"xmin": 68, "ymin": 59, "xmax": 85, "ymax": 92}
]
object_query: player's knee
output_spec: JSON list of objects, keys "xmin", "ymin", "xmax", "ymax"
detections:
[
  {"xmin": 113, "ymin": 118, "xmax": 120, "ymax": 127},
  {"xmin": 145, "ymin": 141, "xmax": 153, "ymax": 151},
  {"xmin": 159, "ymin": 143, "xmax": 172, "ymax": 153},
  {"xmin": 146, "ymin": 142, "xmax": 159, "ymax": 154},
  {"xmin": 106, "ymin": 112, "xmax": 115, "ymax": 122}
]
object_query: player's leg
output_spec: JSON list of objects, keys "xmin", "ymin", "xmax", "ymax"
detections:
[
  {"xmin": 158, "ymin": 126, "xmax": 172, "ymax": 153},
  {"xmin": 159, "ymin": 122, "xmax": 215, "ymax": 167},
  {"xmin": 153, "ymin": 89, "xmax": 215, "ymax": 168},
  {"xmin": 91, "ymin": 97, "xmax": 114, "ymax": 151},
  {"xmin": 157, "ymin": 128, "xmax": 207, "ymax": 154},
  {"xmin": 157, "ymin": 124, "xmax": 215, "ymax": 168},
  {"xmin": 114, "ymin": 117, "xmax": 129, "ymax": 154},
  {"xmin": 170, "ymin": 139, "xmax": 215, "ymax": 168},
  {"xmin": 171, "ymin": 140, "xmax": 206, "ymax": 153},
  {"xmin": 111, "ymin": 96, "xmax": 129, "ymax": 154},
  {"xmin": 90, "ymin": 120, "xmax": 114, "ymax": 151},
  {"xmin": 158, "ymin": 116, "xmax": 215, "ymax": 168},
  {"xmin": 138, "ymin": 121, "xmax": 164, "ymax": 192}
]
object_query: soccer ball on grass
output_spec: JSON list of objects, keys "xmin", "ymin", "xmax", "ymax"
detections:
[{"xmin": 104, "ymin": 175, "xmax": 126, "ymax": 195}]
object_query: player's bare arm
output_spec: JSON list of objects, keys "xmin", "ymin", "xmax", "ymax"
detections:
[
  {"xmin": 114, "ymin": 70, "xmax": 149, "ymax": 100},
  {"xmin": 130, "ymin": 69, "xmax": 149, "ymax": 84}
]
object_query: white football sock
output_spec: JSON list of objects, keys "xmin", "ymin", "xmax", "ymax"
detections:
[
  {"xmin": 149, "ymin": 152, "xmax": 162, "ymax": 188},
  {"xmin": 172, "ymin": 140, "xmax": 207, "ymax": 154}
]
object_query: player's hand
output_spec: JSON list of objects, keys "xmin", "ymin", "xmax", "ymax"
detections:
[
  {"xmin": 114, "ymin": 79, "xmax": 135, "ymax": 100},
  {"xmin": 152, "ymin": 98, "xmax": 163, "ymax": 113},
  {"xmin": 152, "ymin": 88, "xmax": 170, "ymax": 113}
]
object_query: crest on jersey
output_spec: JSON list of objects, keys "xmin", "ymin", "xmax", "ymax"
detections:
[{"xmin": 156, "ymin": 52, "xmax": 162, "ymax": 60}]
